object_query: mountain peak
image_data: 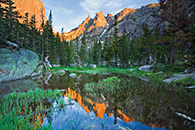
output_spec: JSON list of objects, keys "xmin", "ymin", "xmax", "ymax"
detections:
[
  {"xmin": 96, "ymin": 10, "xmax": 104, "ymax": 17},
  {"xmin": 147, "ymin": 3, "xmax": 160, "ymax": 8},
  {"xmin": 87, "ymin": 11, "xmax": 107, "ymax": 32},
  {"xmin": 117, "ymin": 8, "xmax": 136, "ymax": 21},
  {"xmin": 107, "ymin": 13, "xmax": 113, "ymax": 18},
  {"xmin": 82, "ymin": 15, "xmax": 91, "ymax": 24}
]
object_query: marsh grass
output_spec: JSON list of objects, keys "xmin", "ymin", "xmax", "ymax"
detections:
[{"xmin": 0, "ymin": 88, "xmax": 62, "ymax": 130}]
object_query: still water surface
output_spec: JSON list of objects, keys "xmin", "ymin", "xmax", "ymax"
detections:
[{"xmin": 0, "ymin": 72, "xmax": 195, "ymax": 130}]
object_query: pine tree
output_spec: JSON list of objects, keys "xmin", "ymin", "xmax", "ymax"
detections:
[
  {"xmin": 51, "ymin": 32, "xmax": 59, "ymax": 64},
  {"xmin": 87, "ymin": 47, "xmax": 93, "ymax": 67},
  {"xmin": 74, "ymin": 37, "xmax": 81, "ymax": 67},
  {"xmin": 21, "ymin": 12, "xmax": 30, "ymax": 48},
  {"xmin": 142, "ymin": 24, "xmax": 154, "ymax": 64},
  {"xmin": 43, "ymin": 20, "xmax": 53, "ymax": 60},
  {"xmin": 4, "ymin": 0, "xmax": 21, "ymax": 41},
  {"xmin": 111, "ymin": 15, "xmax": 119, "ymax": 67},
  {"xmin": 80, "ymin": 34, "xmax": 87, "ymax": 66},
  {"xmin": 97, "ymin": 40, "xmax": 102, "ymax": 67},
  {"xmin": 47, "ymin": 10, "xmax": 56, "ymax": 64},
  {"xmin": 158, "ymin": 0, "xmax": 195, "ymax": 66},
  {"xmin": 49, "ymin": 10, "xmax": 53, "ymax": 28},
  {"xmin": 153, "ymin": 28, "xmax": 167, "ymax": 64},
  {"xmin": 103, "ymin": 37, "xmax": 112, "ymax": 67},
  {"xmin": 23, "ymin": 12, "xmax": 29, "ymax": 27},
  {"xmin": 40, "ymin": 8, "xmax": 45, "ymax": 62},
  {"xmin": 68, "ymin": 40, "xmax": 74, "ymax": 65},
  {"xmin": 29, "ymin": 14, "xmax": 37, "ymax": 51},
  {"xmin": 64, "ymin": 40, "xmax": 69, "ymax": 65},
  {"xmin": 119, "ymin": 30, "xmax": 129, "ymax": 68},
  {"xmin": 92, "ymin": 39, "xmax": 98, "ymax": 65},
  {"xmin": 0, "ymin": 0, "xmax": 7, "ymax": 44}
]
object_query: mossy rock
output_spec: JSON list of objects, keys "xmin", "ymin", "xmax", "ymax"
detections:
[{"xmin": 0, "ymin": 48, "xmax": 40, "ymax": 82}]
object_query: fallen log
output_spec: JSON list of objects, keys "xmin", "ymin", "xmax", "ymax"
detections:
[
  {"xmin": 176, "ymin": 112, "xmax": 195, "ymax": 123},
  {"xmin": 138, "ymin": 76, "xmax": 150, "ymax": 82},
  {"xmin": 184, "ymin": 86, "xmax": 195, "ymax": 89}
]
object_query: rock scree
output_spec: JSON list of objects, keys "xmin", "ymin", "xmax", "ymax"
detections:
[{"xmin": 0, "ymin": 48, "xmax": 41, "ymax": 82}]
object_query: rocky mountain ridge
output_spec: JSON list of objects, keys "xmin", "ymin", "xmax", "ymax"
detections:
[
  {"xmin": 9, "ymin": 1, "xmax": 163, "ymax": 45},
  {"xmin": 63, "ymin": 3, "xmax": 163, "ymax": 45}
]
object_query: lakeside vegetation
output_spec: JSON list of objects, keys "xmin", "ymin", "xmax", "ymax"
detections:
[
  {"xmin": 49, "ymin": 64, "xmax": 195, "ymax": 86},
  {"xmin": 0, "ymin": 88, "xmax": 62, "ymax": 130}
]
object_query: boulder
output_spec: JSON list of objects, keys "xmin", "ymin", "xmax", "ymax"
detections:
[
  {"xmin": 58, "ymin": 70, "xmax": 65, "ymax": 73},
  {"xmin": 0, "ymin": 48, "xmax": 41, "ymax": 82},
  {"xmin": 53, "ymin": 64, "xmax": 60, "ymax": 67},
  {"xmin": 138, "ymin": 65, "xmax": 153, "ymax": 72},
  {"xmin": 129, "ymin": 68, "xmax": 134, "ymax": 72},
  {"xmin": 89, "ymin": 64, "xmax": 97, "ymax": 69}
]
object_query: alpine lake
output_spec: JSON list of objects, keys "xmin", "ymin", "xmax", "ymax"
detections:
[{"xmin": 0, "ymin": 71, "xmax": 195, "ymax": 130}]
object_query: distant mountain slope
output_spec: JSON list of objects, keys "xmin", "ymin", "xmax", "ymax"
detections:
[
  {"xmin": 62, "ymin": 3, "xmax": 163, "ymax": 45},
  {"xmin": 12, "ymin": 0, "xmax": 47, "ymax": 29}
]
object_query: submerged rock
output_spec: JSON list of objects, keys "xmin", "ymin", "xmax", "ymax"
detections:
[
  {"xmin": 138, "ymin": 65, "xmax": 153, "ymax": 72},
  {"xmin": 0, "ymin": 48, "xmax": 41, "ymax": 82},
  {"xmin": 0, "ymin": 78, "xmax": 39, "ymax": 98},
  {"xmin": 58, "ymin": 70, "xmax": 65, "ymax": 73},
  {"xmin": 69, "ymin": 73, "xmax": 77, "ymax": 78},
  {"xmin": 129, "ymin": 68, "xmax": 135, "ymax": 72}
]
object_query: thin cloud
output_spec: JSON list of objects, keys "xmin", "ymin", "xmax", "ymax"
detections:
[
  {"xmin": 105, "ymin": 0, "xmax": 123, "ymax": 8},
  {"xmin": 79, "ymin": 0, "xmax": 136, "ymax": 17},
  {"xmin": 61, "ymin": 8, "xmax": 73, "ymax": 15},
  {"xmin": 80, "ymin": 0, "xmax": 107, "ymax": 16},
  {"xmin": 128, "ymin": 4, "xmax": 137, "ymax": 9}
]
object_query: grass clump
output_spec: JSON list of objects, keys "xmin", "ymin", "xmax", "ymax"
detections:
[
  {"xmin": 104, "ymin": 76, "xmax": 120, "ymax": 83},
  {"xmin": 0, "ymin": 88, "xmax": 62, "ymax": 130},
  {"xmin": 175, "ymin": 76, "xmax": 195, "ymax": 86}
]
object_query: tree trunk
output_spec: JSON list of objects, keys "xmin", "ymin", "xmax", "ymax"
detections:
[
  {"xmin": 16, "ymin": 32, "xmax": 19, "ymax": 47},
  {"xmin": 115, "ymin": 54, "xmax": 117, "ymax": 67},
  {"xmin": 171, "ymin": 47, "xmax": 175, "ymax": 66},
  {"xmin": 57, "ymin": 56, "xmax": 60, "ymax": 65}
]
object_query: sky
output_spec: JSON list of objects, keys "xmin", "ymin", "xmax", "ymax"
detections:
[{"xmin": 40, "ymin": 0, "xmax": 159, "ymax": 33}]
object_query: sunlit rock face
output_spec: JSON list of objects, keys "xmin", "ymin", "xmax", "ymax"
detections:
[
  {"xmin": 12, "ymin": 0, "xmax": 48, "ymax": 29},
  {"xmin": 87, "ymin": 11, "xmax": 107, "ymax": 32},
  {"xmin": 116, "ymin": 8, "xmax": 136, "ymax": 21},
  {"xmin": 63, "ymin": 16, "xmax": 92, "ymax": 40},
  {"xmin": 64, "ymin": 11, "xmax": 108, "ymax": 41},
  {"xmin": 63, "ymin": 3, "xmax": 161, "ymax": 45}
]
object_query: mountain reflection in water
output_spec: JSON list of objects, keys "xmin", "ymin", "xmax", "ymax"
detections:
[{"xmin": 42, "ymin": 88, "xmax": 165, "ymax": 130}]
